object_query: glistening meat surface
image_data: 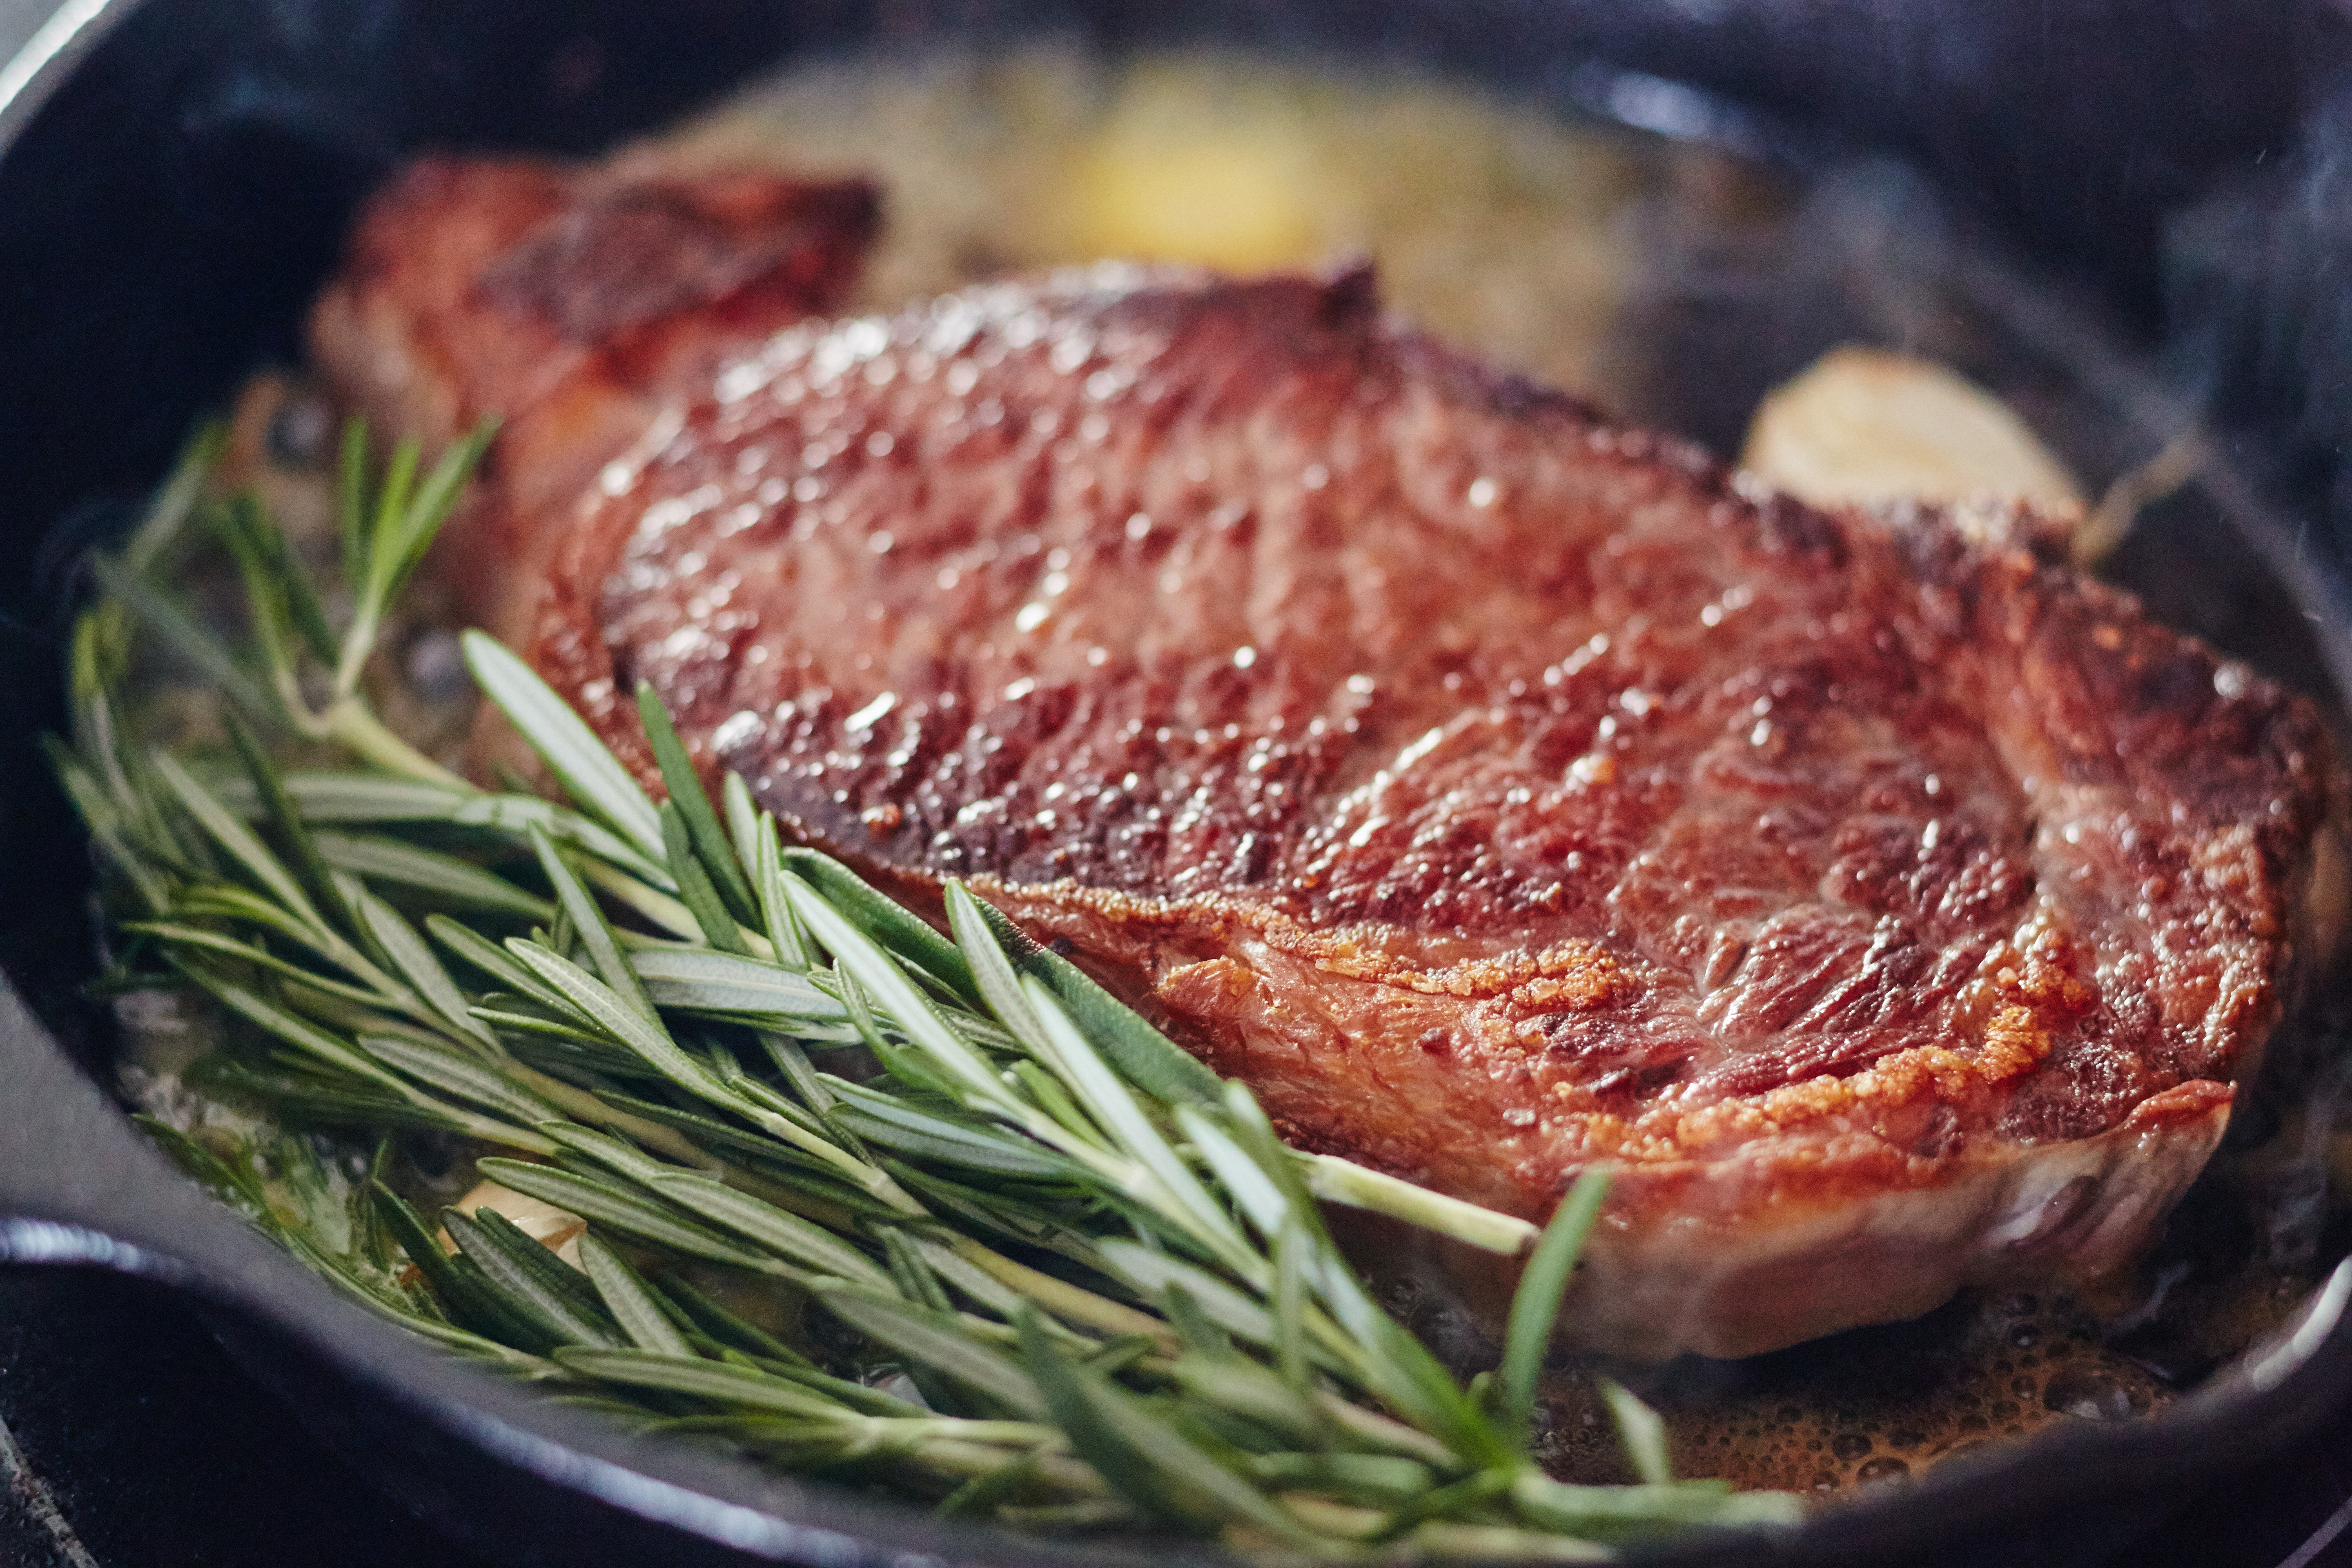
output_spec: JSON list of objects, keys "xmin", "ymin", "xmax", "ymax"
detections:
[
  {"xmin": 316, "ymin": 183, "xmax": 2342, "ymax": 1358},
  {"xmin": 310, "ymin": 152, "xmax": 876, "ymax": 646}
]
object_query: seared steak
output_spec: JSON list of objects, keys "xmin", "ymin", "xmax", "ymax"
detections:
[
  {"xmin": 311, "ymin": 153, "xmax": 876, "ymax": 645},
  {"xmin": 314, "ymin": 174, "xmax": 2343, "ymax": 1359}
]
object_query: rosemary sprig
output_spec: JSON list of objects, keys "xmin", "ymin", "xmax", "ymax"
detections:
[{"xmin": 60, "ymin": 427, "xmax": 1804, "ymax": 1556}]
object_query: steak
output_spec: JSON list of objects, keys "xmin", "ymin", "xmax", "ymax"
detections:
[
  {"xmin": 313, "ymin": 172, "xmax": 2345, "ymax": 1359},
  {"xmin": 310, "ymin": 152, "xmax": 877, "ymax": 646}
]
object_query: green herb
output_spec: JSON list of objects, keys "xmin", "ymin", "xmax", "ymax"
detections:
[{"xmin": 60, "ymin": 425, "xmax": 1804, "ymax": 1556}]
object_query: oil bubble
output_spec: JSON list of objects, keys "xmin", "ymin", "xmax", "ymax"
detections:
[
  {"xmin": 1857, "ymin": 1457, "xmax": 1911, "ymax": 1484},
  {"xmin": 2044, "ymin": 1372, "xmax": 2140, "ymax": 1422}
]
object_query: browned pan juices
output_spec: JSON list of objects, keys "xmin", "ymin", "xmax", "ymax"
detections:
[{"xmin": 125, "ymin": 46, "xmax": 2352, "ymax": 1508}]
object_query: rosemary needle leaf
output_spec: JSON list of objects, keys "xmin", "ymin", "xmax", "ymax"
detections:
[
  {"xmin": 1509, "ymin": 1470, "xmax": 1803, "ymax": 1539},
  {"xmin": 721, "ymin": 773, "xmax": 764, "ymax": 892},
  {"xmin": 788, "ymin": 879, "xmax": 1013, "ymax": 1116},
  {"xmin": 965, "ymin": 891, "xmax": 1223, "ymax": 1110},
  {"xmin": 312, "ymin": 832, "xmax": 554, "ymax": 921},
  {"xmin": 364, "ymin": 438, "xmax": 422, "ymax": 603},
  {"xmin": 356, "ymin": 1033, "xmax": 553, "ymax": 1127},
  {"xmin": 879, "ymin": 1164, "xmax": 1064, "ymax": 1252},
  {"xmin": 1174, "ymin": 1110, "xmax": 1290, "ymax": 1248},
  {"xmin": 174, "ymin": 958, "xmax": 409, "ymax": 1097},
  {"xmin": 1251, "ymin": 1453, "xmax": 1437, "ymax": 1509},
  {"xmin": 655, "ymin": 1274, "xmax": 813, "ymax": 1368},
  {"xmin": 227, "ymin": 713, "xmax": 363, "ymax": 936},
  {"xmin": 528, "ymin": 823, "xmax": 657, "ymax": 1023},
  {"xmin": 578, "ymin": 1234, "xmax": 694, "ymax": 1357},
  {"xmin": 941, "ymin": 883, "xmax": 1047, "ymax": 1047},
  {"xmin": 1017, "ymin": 1307, "xmax": 1309, "ymax": 1544},
  {"xmin": 334, "ymin": 416, "xmax": 369, "ymax": 588},
  {"xmin": 1020, "ymin": 977, "xmax": 1243, "ymax": 1263},
  {"xmin": 211, "ymin": 496, "xmax": 296, "ymax": 682},
  {"xmin": 584, "ymin": 1091, "xmax": 807, "ymax": 1175},
  {"xmin": 1501, "ymin": 1171, "xmax": 1611, "ymax": 1447},
  {"xmin": 538, "ymin": 1119, "xmax": 692, "ymax": 1191},
  {"xmin": 504, "ymin": 940, "xmax": 726, "ymax": 1104},
  {"xmin": 1301, "ymin": 1156, "xmax": 1539, "ymax": 1258},
  {"xmin": 461, "ymin": 1205, "xmax": 609, "ymax": 1327},
  {"xmin": 473, "ymin": 1007, "xmax": 629, "ymax": 1064},
  {"xmin": 821, "ymin": 1082, "xmax": 1076, "ymax": 1180},
  {"xmin": 372, "ymin": 1183, "xmax": 523, "ymax": 1343},
  {"xmin": 247, "ymin": 773, "xmax": 668, "ymax": 888},
  {"xmin": 758, "ymin": 1031, "xmax": 844, "ymax": 1117},
  {"xmin": 644, "ymin": 1171, "xmax": 890, "ymax": 1290},
  {"xmin": 151, "ymin": 751, "xmax": 325, "ymax": 933},
  {"xmin": 638, "ymin": 683, "xmax": 758, "ymax": 924},
  {"xmin": 463, "ymin": 630, "xmax": 663, "ymax": 862},
  {"xmin": 353, "ymin": 891, "xmax": 499, "ymax": 1047},
  {"xmin": 554, "ymin": 1347, "xmax": 853, "ymax": 1422},
  {"xmin": 1096, "ymin": 1242, "xmax": 1280, "ymax": 1354},
  {"xmin": 911, "ymin": 1240, "xmax": 1035, "ymax": 1322},
  {"xmin": 246, "ymin": 492, "xmax": 343, "ymax": 666},
  {"xmin": 390, "ymin": 422, "xmax": 495, "ymax": 590},
  {"xmin": 751, "ymin": 816, "xmax": 813, "ymax": 971},
  {"xmin": 119, "ymin": 922, "xmax": 386, "ymax": 1013},
  {"xmin": 1166, "ymin": 1357, "xmax": 1324, "ymax": 1448},
  {"xmin": 1273, "ymin": 1219, "xmax": 1310, "ymax": 1391},
  {"xmin": 936, "ymin": 1447, "xmax": 1051, "ymax": 1520},
  {"xmin": 661, "ymin": 801, "xmax": 751, "ymax": 954},
  {"xmin": 445, "ymin": 1208, "xmax": 620, "ymax": 1350},
  {"xmin": 1599, "ymin": 1379, "xmax": 1673, "ymax": 1488},
  {"xmin": 431, "ymin": 916, "xmax": 585, "ymax": 1020},
  {"xmin": 91, "ymin": 556, "xmax": 285, "ymax": 730},
  {"xmin": 784, "ymin": 849, "xmax": 978, "ymax": 1005},
  {"xmin": 817, "ymin": 1286, "xmax": 1045, "ymax": 1420},
  {"xmin": 475, "ymin": 1159, "xmax": 795, "ymax": 1278}
]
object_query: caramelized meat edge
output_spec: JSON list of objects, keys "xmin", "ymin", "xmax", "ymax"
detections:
[{"xmin": 308, "ymin": 152, "xmax": 877, "ymax": 646}]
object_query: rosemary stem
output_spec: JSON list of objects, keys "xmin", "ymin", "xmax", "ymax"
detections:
[
  {"xmin": 333, "ymin": 604, "xmax": 385, "ymax": 705},
  {"xmin": 949, "ymin": 1238, "xmax": 1179, "ymax": 1349},
  {"xmin": 504, "ymin": 1066, "xmax": 719, "ymax": 1169},
  {"xmin": 579, "ymin": 860, "xmax": 704, "ymax": 942},
  {"xmin": 323, "ymin": 699, "xmax": 470, "ymax": 788},
  {"xmin": 1301, "ymin": 1155, "xmax": 1539, "ymax": 1257}
]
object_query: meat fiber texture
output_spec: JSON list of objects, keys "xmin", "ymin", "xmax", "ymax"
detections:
[
  {"xmin": 311, "ymin": 152, "xmax": 877, "ymax": 646},
  {"xmin": 314, "ymin": 160, "xmax": 2345, "ymax": 1361}
]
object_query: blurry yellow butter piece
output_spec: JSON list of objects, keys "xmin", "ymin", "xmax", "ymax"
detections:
[
  {"xmin": 1071, "ymin": 131, "xmax": 1319, "ymax": 271},
  {"xmin": 1742, "ymin": 345, "xmax": 2084, "ymax": 512}
]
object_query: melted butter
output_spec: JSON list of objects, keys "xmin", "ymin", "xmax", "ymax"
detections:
[{"xmin": 621, "ymin": 48, "xmax": 1756, "ymax": 399}]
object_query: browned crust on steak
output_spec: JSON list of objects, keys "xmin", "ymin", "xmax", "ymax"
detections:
[
  {"xmin": 501, "ymin": 263, "xmax": 2342, "ymax": 1355},
  {"xmin": 307, "ymin": 154, "xmax": 876, "ymax": 646}
]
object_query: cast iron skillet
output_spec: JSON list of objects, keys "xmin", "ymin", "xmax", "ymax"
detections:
[{"xmin": 3, "ymin": 3, "xmax": 2352, "ymax": 1564}]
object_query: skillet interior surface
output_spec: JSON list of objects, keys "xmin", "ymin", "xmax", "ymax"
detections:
[{"xmin": 4, "ymin": 2, "xmax": 2352, "ymax": 1564}]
